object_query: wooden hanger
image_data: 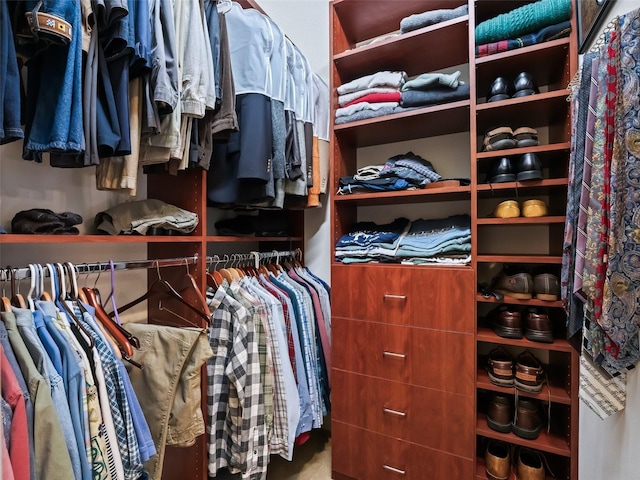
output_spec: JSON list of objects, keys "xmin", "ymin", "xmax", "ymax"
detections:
[{"xmin": 173, "ymin": 260, "xmax": 211, "ymax": 322}]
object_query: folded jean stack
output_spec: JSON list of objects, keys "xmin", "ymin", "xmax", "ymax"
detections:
[
  {"xmin": 338, "ymin": 151, "xmax": 441, "ymax": 194},
  {"xmin": 475, "ymin": 0, "xmax": 572, "ymax": 57},
  {"xmin": 335, "ymin": 214, "xmax": 471, "ymax": 265}
]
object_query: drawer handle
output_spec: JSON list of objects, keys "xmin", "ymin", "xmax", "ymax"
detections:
[
  {"xmin": 383, "ymin": 351, "xmax": 407, "ymax": 359},
  {"xmin": 383, "ymin": 294, "xmax": 407, "ymax": 301},
  {"xmin": 383, "ymin": 465, "xmax": 406, "ymax": 475},
  {"xmin": 383, "ymin": 407, "xmax": 407, "ymax": 417}
]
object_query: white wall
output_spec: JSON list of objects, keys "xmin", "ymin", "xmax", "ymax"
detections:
[{"xmin": 578, "ymin": 2, "xmax": 640, "ymax": 479}]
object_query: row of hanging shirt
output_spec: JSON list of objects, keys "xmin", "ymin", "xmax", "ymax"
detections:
[
  {"xmin": 0, "ymin": 0, "xmax": 330, "ymax": 205},
  {"xmin": 0, "ymin": 263, "xmax": 156, "ymax": 480},
  {"xmin": 205, "ymin": 260, "xmax": 331, "ymax": 479}
]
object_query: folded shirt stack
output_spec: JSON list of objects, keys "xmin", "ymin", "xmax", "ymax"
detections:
[
  {"xmin": 475, "ymin": 0, "xmax": 572, "ymax": 56},
  {"xmin": 399, "ymin": 4, "xmax": 468, "ymax": 33},
  {"xmin": 400, "ymin": 70, "xmax": 470, "ymax": 108},
  {"xmin": 336, "ymin": 71, "xmax": 407, "ymax": 124},
  {"xmin": 335, "ymin": 215, "xmax": 471, "ymax": 265},
  {"xmin": 95, "ymin": 199, "xmax": 199, "ymax": 235},
  {"xmin": 338, "ymin": 151, "xmax": 442, "ymax": 195}
]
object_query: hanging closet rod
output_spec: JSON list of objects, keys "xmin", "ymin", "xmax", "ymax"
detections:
[
  {"xmin": 206, "ymin": 249, "xmax": 302, "ymax": 266},
  {"xmin": 6, "ymin": 255, "xmax": 200, "ymax": 281}
]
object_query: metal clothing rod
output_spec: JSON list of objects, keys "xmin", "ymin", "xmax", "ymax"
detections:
[
  {"xmin": 206, "ymin": 249, "xmax": 302, "ymax": 267},
  {"xmin": 7, "ymin": 255, "xmax": 199, "ymax": 281}
]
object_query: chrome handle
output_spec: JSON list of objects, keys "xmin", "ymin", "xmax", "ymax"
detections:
[
  {"xmin": 383, "ymin": 465, "xmax": 406, "ymax": 475},
  {"xmin": 383, "ymin": 407, "xmax": 407, "ymax": 417},
  {"xmin": 383, "ymin": 351, "xmax": 407, "ymax": 359},
  {"xmin": 383, "ymin": 294, "xmax": 407, "ymax": 301}
]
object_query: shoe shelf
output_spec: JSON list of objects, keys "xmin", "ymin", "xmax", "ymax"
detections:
[
  {"xmin": 477, "ymin": 327, "xmax": 572, "ymax": 353},
  {"xmin": 476, "ymin": 368, "xmax": 571, "ymax": 405},
  {"xmin": 475, "ymin": 456, "xmax": 557, "ymax": 480},
  {"xmin": 334, "ymin": 100, "xmax": 470, "ymax": 147},
  {"xmin": 333, "ymin": 16, "xmax": 469, "ymax": 81},
  {"xmin": 476, "ymin": 216, "xmax": 566, "ymax": 225},
  {"xmin": 333, "ymin": 185, "xmax": 471, "ymax": 206},
  {"xmin": 475, "ymin": 90, "xmax": 570, "ymax": 134},
  {"xmin": 477, "ymin": 178, "xmax": 569, "ymax": 197},
  {"xmin": 476, "ymin": 416, "xmax": 570, "ymax": 457},
  {"xmin": 476, "ymin": 254, "xmax": 563, "ymax": 264},
  {"xmin": 476, "ymin": 295, "xmax": 563, "ymax": 309},
  {"xmin": 475, "ymin": 142, "xmax": 570, "ymax": 160}
]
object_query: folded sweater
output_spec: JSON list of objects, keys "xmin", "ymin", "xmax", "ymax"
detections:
[
  {"xmin": 338, "ymin": 87, "xmax": 399, "ymax": 106},
  {"xmin": 337, "ymin": 71, "xmax": 407, "ymax": 95},
  {"xmin": 344, "ymin": 91, "xmax": 402, "ymax": 107},
  {"xmin": 400, "ymin": 4, "xmax": 468, "ymax": 33}
]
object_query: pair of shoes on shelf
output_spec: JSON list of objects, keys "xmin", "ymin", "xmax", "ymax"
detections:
[
  {"xmin": 486, "ymin": 441, "xmax": 548, "ymax": 480},
  {"xmin": 486, "ymin": 153, "xmax": 542, "ymax": 183},
  {"xmin": 491, "ymin": 268, "xmax": 560, "ymax": 301},
  {"xmin": 492, "ymin": 199, "xmax": 548, "ymax": 218},
  {"xmin": 483, "ymin": 127, "xmax": 539, "ymax": 151},
  {"xmin": 487, "ymin": 72, "xmax": 539, "ymax": 103},
  {"xmin": 487, "ymin": 392, "xmax": 544, "ymax": 440},
  {"xmin": 487, "ymin": 348, "xmax": 545, "ymax": 393},
  {"xmin": 488, "ymin": 305, "xmax": 554, "ymax": 343}
]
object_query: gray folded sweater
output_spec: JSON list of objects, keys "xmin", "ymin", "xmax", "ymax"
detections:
[{"xmin": 400, "ymin": 4, "xmax": 468, "ymax": 33}]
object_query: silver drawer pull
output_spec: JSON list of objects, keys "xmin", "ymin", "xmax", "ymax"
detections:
[
  {"xmin": 383, "ymin": 407, "xmax": 407, "ymax": 417},
  {"xmin": 383, "ymin": 465, "xmax": 406, "ymax": 475},
  {"xmin": 383, "ymin": 294, "xmax": 407, "ymax": 301},
  {"xmin": 383, "ymin": 351, "xmax": 407, "ymax": 359}
]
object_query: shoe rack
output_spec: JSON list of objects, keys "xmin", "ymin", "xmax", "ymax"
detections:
[
  {"xmin": 329, "ymin": 1, "xmax": 579, "ymax": 479},
  {"xmin": 472, "ymin": 0, "xmax": 579, "ymax": 479}
]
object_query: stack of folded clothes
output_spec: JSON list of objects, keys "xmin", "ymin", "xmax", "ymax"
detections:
[
  {"xmin": 396, "ymin": 214, "xmax": 471, "ymax": 265},
  {"xmin": 475, "ymin": 0, "xmax": 572, "ymax": 57},
  {"xmin": 95, "ymin": 199, "xmax": 199, "ymax": 235},
  {"xmin": 400, "ymin": 4, "xmax": 468, "ymax": 33},
  {"xmin": 336, "ymin": 71, "xmax": 407, "ymax": 125},
  {"xmin": 335, "ymin": 218, "xmax": 411, "ymax": 263},
  {"xmin": 338, "ymin": 151, "xmax": 442, "ymax": 195},
  {"xmin": 400, "ymin": 70, "xmax": 470, "ymax": 108},
  {"xmin": 335, "ymin": 215, "xmax": 471, "ymax": 265}
]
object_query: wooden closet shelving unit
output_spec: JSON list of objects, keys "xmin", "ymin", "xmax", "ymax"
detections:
[{"xmin": 330, "ymin": 1, "xmax": 580, "ymax": 479}]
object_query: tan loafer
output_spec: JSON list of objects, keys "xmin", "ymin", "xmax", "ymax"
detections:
[
  {"xmin": 493, "ymin": 200, "xmax": 520, "ymax": 218},
  {"xmin": 521, "ymin": 199, "xmax": 548, "ymax": 217}
]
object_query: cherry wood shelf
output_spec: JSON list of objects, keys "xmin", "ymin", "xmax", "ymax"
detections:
[
  {"xmin": 477, "ymin": 327, "xmax": 572, "ymax": 353},
  {"xmin": 332, "ymin": 0, "xmax": 458, "ymax": 45},
  {"xmin": 205, "ymin": 236, "xmax": 302, "ymax": 243},
  {"xmin": 334, "ymin": 100, "xmax": 470, "ymax": 147},
  {"xmin": 0, "ymin": 234, "xmax": 202, "ymax": 244},
  {"xmin": 477, "ymin": 415, "xmax": 571, "ymax": 457},
  {"xmin": 334, "ymin": 16, "xmax": 469, "ymax": 80},
  {"xmin": 477, "ymin": 216, "xmax": 566, "ymax": 225},
  {"xmin": 476, "ymin": 294, "xmax": 564, "ymax": 309},
  {"xmin": 476, "ymin": 142, "xmax": 571, "ymax": 160},
  {"xmin": 476, "ymin": 254, "xmax": 562, "ymax": 264},
  {"xmin": 477, "ymin": 368, "xmax": 571, "ymax": 405},
  {"xmin": 331, "ymin": 261, "xmax": 473, "ymax": 270},
  {"xmin": 333, "ymin": 185, "xmax": 471, "ymax": 205},
  {"xmin": 477, "ymin": 178, "xmax": 568, "ymax": 195},
  {"xmin": 475, "ymin": 91, "xmax": 571, "ymax": 133}
]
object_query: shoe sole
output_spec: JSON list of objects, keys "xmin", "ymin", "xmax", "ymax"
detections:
[
  {"xmin": 488, "ymin": 173, "xmax": 517, "ymax": 183},
  {"xmin": 487, "ymin": 371, "xmax": 514, "ymax": 387},
  {"xmin": 525, "ymin": 330, "xmax": 554, "ymax": 343},
  {"xmin": 486, "ymin": 470, "xmax": 510, "ymax": 480},
  {"xmin": 516, "ymin": 139, "xmax": 539, "ymax": 147},
  {"xmin": 487, "ymin": 417, "xmax": 512, "ymax": 433},
  {"xmin": 514, "ymin": 378, "xmax": 543, "ymax": 393},
  {"xmin": 492, "ymin": 323, "xmax": 523, "ymax": 339},
  {"xmin": 495, "ymin": 289, "xmax": 533, "ymax": 300},
  {"xmin": 512, "ymin": 89, "xmax": 538, "ymax": 98},
  {"xmin": 535, "ymin": 293, "xmax": 558, "ymax": 301},
  {"xmin": 488, "ymin": 93, "xmax": 511, "ymax": 102},
  {"xmin": 512, "ymin": 423, "xmax": 541, "ymax": 440},
  {"xmin": 516, "ymin": 170, "xmax": 543, "ymax": 181},
  {"xmin": 485, "ymin": 138, "xmax": 517, "ymax": 151}
]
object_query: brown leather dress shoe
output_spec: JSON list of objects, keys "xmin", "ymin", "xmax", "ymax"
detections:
[
  {"xmin": 487, "ymin": 393, "xmax": 513, "ymax": 433},
  {"xmin": 514, "ymin": 351, "xmax": 545, "ymax": 393},
  {"xmin": 493, "ymin": 270, "xmax": 534, "ymax": 300},
  {"xmin": 490, "ymin": 305, "xmax": 523, "ymax": 339},
  {"xmin": 524, "ymin": 307, "xmax": 554, "ymax": 343},
  {"xmin": 512, "ymin": 398, "xmax": 542, "ymax": 439},
  {"xmin": 516, "ymin": 448, "xmax": 546, "ymax": 480},
  {"xmin": 485, "ymin": 440, "xmax": 512, "ymax": 480},
  {"xmin": 487, "ymin": 347, "xmax": 515, "ymax": 387}
]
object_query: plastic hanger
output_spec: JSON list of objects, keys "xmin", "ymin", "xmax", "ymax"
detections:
[
  {"xmin": 110, "ymin": 262, "xmax": 210, "ymax": 326},
  {"xmin": 8, "ymin": 266, "xmax": 26, "ymax": 308},
  {"xmin": 27, "ymin": 264, "xmax": 38, "ymax": 311},
  {"xmin": 40, "ymin": 263, "xmax": 53, "ymax": 301},
  {"xmin": 217, "ymin": 0, "xmax": 232, "ymax": 14}
]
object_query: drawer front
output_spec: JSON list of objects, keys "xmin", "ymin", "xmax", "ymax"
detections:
[
  {"xmin": 332, "ymin": 370, "xmax": 474, "ymax": 458},
  {"xmin": 331, "ymin": 264, "xmax": 474, "ymax": 332},
  {"xmin": 332, "ymin": 420, "xmax": 474, "ymax": 480},
  {"xmin": 333, "ymin": 317, "xmax": 475, "ymax": 396}
]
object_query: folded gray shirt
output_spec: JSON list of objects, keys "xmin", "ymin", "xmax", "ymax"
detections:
[{"xmin": 400, "ymin": 4, "xmax": 468, "ymax": 33}]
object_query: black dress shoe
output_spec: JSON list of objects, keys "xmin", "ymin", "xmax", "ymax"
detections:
[
  {"xmin": 486, "ymin": 157, "xmax": 516, "ymax": 183},
  {"xmin": 487, "ymin": 76, "xmax": 513, "ymax": 102},
  {"xmin": 512, "ymin": 72, "xmax": 539, "ymax": 98},
  {"xmin": 515, "ymin": 153, "xmax": 542, "ymax": 181}
]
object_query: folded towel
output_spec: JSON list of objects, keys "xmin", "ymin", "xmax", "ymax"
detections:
[{"xmin": 337, "ymin": 71, "xmax": 407, "ymax": 95}]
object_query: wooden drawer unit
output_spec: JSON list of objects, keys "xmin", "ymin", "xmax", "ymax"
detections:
[
  {"xmin": 332, "ymin": 420, "xmax": 475, "ymax": 480},
  {"xmin": 332, "ymin": 370, "xmax": 474, "ymax": 458},
  {"xmin": 331, "ymin": 264, "xmax": 474, "ymax": 332},
  {"xmin": 333, "ymin": 317, "xmax": 475, "ymax": 396}
]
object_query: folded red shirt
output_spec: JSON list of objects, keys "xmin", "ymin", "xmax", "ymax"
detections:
[{"xmin": 344, "ymin": 91, "xmax": 401, "ymax": 107}]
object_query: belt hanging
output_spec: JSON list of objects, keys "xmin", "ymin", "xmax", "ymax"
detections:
[{"xmin": 23, "ymin": 0, "xmax": 72, "ymax": 46}]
